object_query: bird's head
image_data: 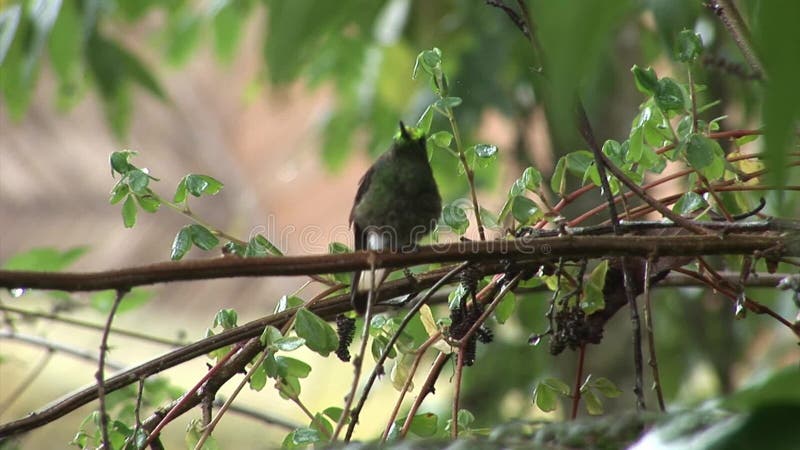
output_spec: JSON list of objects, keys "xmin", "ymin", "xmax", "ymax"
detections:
[{"xmin": 393, "ymin": 121, "xmax": 428, "ymax": 157}]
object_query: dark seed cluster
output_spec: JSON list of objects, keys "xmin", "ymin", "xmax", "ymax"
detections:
[
  {"xmin": 549, "ymin": 304, "xmax": 593, "ymax": 355},
  {"xmin": 449, "ymin": 297, "xmax": 494, "ymax": 366},
  {"xmin": 335, "ymin": 314, "xmax": 356, "ymax": 362}
]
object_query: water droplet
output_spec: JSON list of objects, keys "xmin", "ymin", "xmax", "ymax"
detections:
[
  {"xmin": 8, "ymin": 288, "xmax": 26, "ymax": 298},
  {"xmin": 734, "ymin": 295, "xmax": 747, "ymax": 319},
  {"xmin": 528, "ymin": 334, "xmax": 542, "ymax": 346}
]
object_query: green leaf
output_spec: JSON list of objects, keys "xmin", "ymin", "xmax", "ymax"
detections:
[
  {"xmin": 511, "ymin": 195, "xmax": 540, "ymax": 225},
  {"xmin": 277, "ymin": 376, "xmax": 301, "ymax": 399},
  {"xmin": 534, "ymin": 382, "xmax": 559, "ymax": 412},
  {"xmin": 582, "ymin": 260, "xmax": 608, "ymax": 314},
  {"xmin": 435, "ymin": 96, "xmax": 462, "ymax": 110},
  {"xmin": 522, "ymin": 166, "xmax": 542, "ymax": 190},
  {"xmin": 291, "ymin": 427, "xmax": 322, "ymax": 445},
  {"xmin": 323, "ymin": 407, "xmax": 344, "ymax": 423},
  {"xmin": 542, "ymin": 377, "xmax": 571, "ymax": 395},
  {"xmin": 189, "ymin": 224, "xmax": 219, "ymax": 251},
  {"xmin": 441, "ymin": 203, "xmax": 469, "ymax": 235},
  {"xmin": 275, "ymin": 356, "xmax": 312, "ymax": 378},
  {"xmin": 173, "ymin": 177, "xmax": 187, "ymax": 203},
  {"xmin": 564, "ymin": 151, "xmax": 595, "ymax": 177},
  {"xmin": 212, "ymin": 1, "xmax": 249, "ymax": 63},
  {"xmin": 274, "ymin": 336, "xmax": 306, "ymax": 352},
  {"xmin": 110, "ymin": 150, "xmax": 138, "ymax": 176},
  {"xmin": 550, "ymin": 156, "xmax": 567, "ymax": 195},
  {"xmin": 247, "ymin": 234, "xmax": 283, "ymax": 257},
  {"xmin": 274, "ymin": 295, "xmax": 304, "ymax": 314},
  {"xmin": 631, "ymin": 64, "xmax": 658, "ymax": 95},
  {"xmin": 0, "ymin": 5, "xmax": 22, "ymax": 65},
  {"xmin": 675, "ymin": 29, "xmax": 703, "ymax": 63},
  {"xmin": 457, "ymin": 409, "xmax": 475, "ymax": 428},
  {"xmin": 628, "ymin": 127, "xmax": 644, "ymax": 163},
  {"xmin": 428, "ymin": 131, "xmax": 453, "ymax": 150},
  {"xmin": 184, "ymin": 174, "xmax": 224, "ymax": 197},
  {"xmin": 126, "ymin": 169, "xmax": 150, "ymax": 194},
  {"xmin": 479, "ymin": 207, "xmax": 499, "ymax": 229},
  {"xmin": 213, "ymin": 308, "xmax": 238, "ymax": 329},
  {"xmin": 655, "ymin": 77, "xmax": 685, "ymax": 112},
  {"xmin": 405, "ymin": 413, "xmax": 438, "ymax": 437},
  {"xmin": 583, "ymin": 389, "xmax": 604, "ymax": 415},
  {"xmin": 48, "ymin": 0, "xmax": 82, "ymax": 107},
  {"xmin": 591, "ymin": 377, "xmax": 622, "ymax": 398},
  {"xmin": 721, "ymin": 366, "xmax": 800, "ymax": 412},
  {"xmin": 135, "ymin": 194, "xmax": 160, "ymax": 213},
  {"xmin": 413, "ymin": 48, "xmax": 442, "ymax": 78},
  {"xmin": 3, "ymin": 246, "xmax": 88, "ymax": 271},
  {"xmin": 328, "ymin": 242, "xmax": 350, "ymax": 254},
  {"xmin": 164, "ymin": 8, "xmax": 201, "ymax": 66},
  {"xmin": 603, "ymin": 139, "xmax": 625, "ymax": 166},
  {"xmin": 249, "ymin": 362, "xmax": 267, "ymax": 391},
  {"xmin": 755, "ymin": 0, "xmax": 800, "ymax": 197},
  {"xmin": 673, "ymin": 191, "xmax": 707, "ymax": 215},
  {"xmin": 90, "ymin": 289, "xmax": 153, "ymax": 315},
  {"xmin": 684, "ymin": 134, "xmax": 724, "ymax": 177},
  {"xmin": 170, "ymin": 226, "xmax": 192, "ymax": 260},
  {"xmin": 294, "ymin": 308, "xmax": 338, "ymax": 357},
  {"xmin": 416, "ymin": 104, "xmax": 434, "ymax": 133},
  {"xmin": 259, "ymin": 325, "xmax": 283, "ymax": 347},
  {"xmin": 390, "ymin": 353, "xmax": 414, "ymax": 391},
  {"xmin": 122, "ymin": 195, "xmax": 137, "ymax": 228},
  {"xmin": 493, "ymin": 291, "xmax": 516, "ymax": 324}
]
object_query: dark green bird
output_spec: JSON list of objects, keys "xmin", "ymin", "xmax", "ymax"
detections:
[{"xmin": 349, "ymin": 122, "xmax": 442, "ymax": 314}]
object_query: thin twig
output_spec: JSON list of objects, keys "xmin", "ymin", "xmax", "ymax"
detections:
[
  {"xmin": 623, "ymin": 261, "xmax": 647, "ymax": 410},
  {"xmin": 643, "ymin": 259, "xmax": 666, "ymax": 412},
  {"xmin": 380, "ymin": 333, "xmax": 441, "ymax": 442},
  {"xmin": 343, "ymin": 262, "xmax": 470, "ymax": 441},
  {"xmin": 708, "ymin": 0, "xmax": 764, "ymax": 79},
  {"xmin": 142, "ymin": 342, "xmax": 243, "ymax": 448},
  {"xmin": 451, "ymin": 347, "xmax": 466, "ymax": 439},
  {"xmin": 193, "ymin": 283, "xmax": 340, "ymax": 448},
  {"xmin": 399, "ymin": 352, "xmax": 451, "ymax": 439},
  {"xmin": 129, "ymin": 378, "xmax": 146, "ymax": 448},
  {"xmin": 570, "ymin": 344, "xmax": 586, "ymax": 419},
  {"xmin": 97, "ymin": 288, "xmax": 128, "ymax": 449},
  {"xmin": 0, "ymin": 305, "xmax": 184, "ymax": 347},
  {"xmin": 331, "ymin": 261, "xmax": 377, "ymax": 442},
  {"xmin": 672, "ymin": 267, "xmax": 798, "ymax": 336}
]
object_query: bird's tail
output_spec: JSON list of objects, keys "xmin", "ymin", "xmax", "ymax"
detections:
[{"xmin": 350, "ymin": 268, "xmax": 387, "ymax": 315}]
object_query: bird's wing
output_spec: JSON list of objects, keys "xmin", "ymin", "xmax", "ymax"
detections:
[{"xmin": 349, "ymin": 163, "xmax": 374, "ymax": 226}]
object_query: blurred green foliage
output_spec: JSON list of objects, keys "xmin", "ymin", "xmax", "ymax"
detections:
[{"xmin": 1, "ymin": 1, "xmax": 798, "ymax": 448}]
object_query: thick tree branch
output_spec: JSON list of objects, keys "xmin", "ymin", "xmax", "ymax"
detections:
[{"xmin": 1, "ymin": 232, "xmax": 796, "ymax": 292}]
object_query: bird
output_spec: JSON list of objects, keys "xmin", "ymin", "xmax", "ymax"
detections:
[{"xmin": 349, "ymin": 122, "xmax": 442, "ymax": 314}]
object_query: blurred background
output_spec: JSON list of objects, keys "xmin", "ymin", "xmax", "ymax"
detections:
[{"xmin": 1, "ymin": 0, "xmax": 798, "ymax": 448}]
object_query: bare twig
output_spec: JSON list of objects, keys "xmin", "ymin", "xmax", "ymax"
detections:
[
  {"xmin": 570, "ymin": 344, "xmax": 586, "ymax": 419},
  {"xmin": 0, "ymin": 305, "xmax": 184, "ymax": 347},
  {"xmin": 643, "ymin": 259, "xmax": 667, "ymax": 412},
  {"xmin": 399, "ymin": 352, "xmax": 451, "ymax": 439},
  {"xmin": 707, "ymin": 0, "xmax": 764, "ymax": 79},
  {"xmin": 343, "ymin": 262, "xmax": 470, "ymax": 441},
  {"xmin": 380, "ymin": 333, "xmax": 441, "ymax": 442},
  {"xmin": 142, "ymin": 341, "xmax": 243, "ymax": 448},
  {"xmin": 332, "ymin": 261, "xmax": 377, "ymax": 442},
  {"xmin": 97, "ymin": 288, "xmax": 128, "ymax": 448},
  {"xmin": 451, "ymin": 347, "xmax": 466, "ymax": 439}
]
